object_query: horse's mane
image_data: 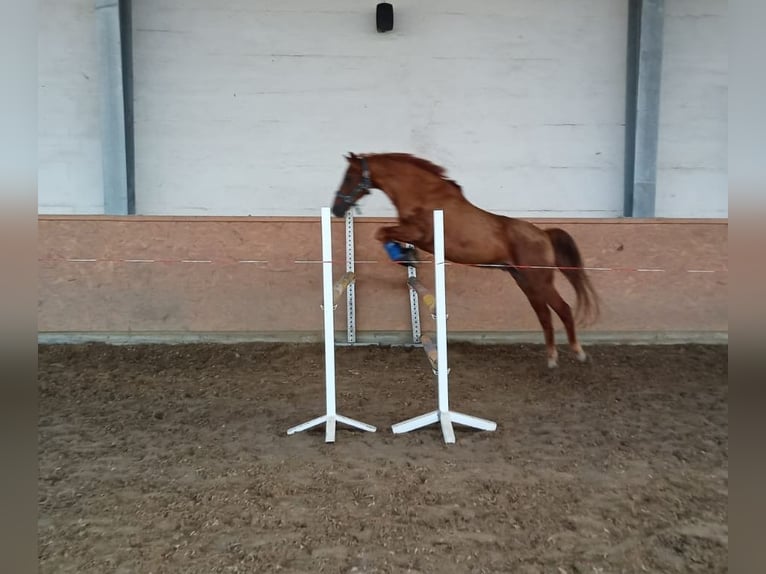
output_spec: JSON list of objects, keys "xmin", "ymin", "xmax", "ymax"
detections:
[{"xmin": 372, "ymin": 153, "xmax": 464, "ymax": 195}]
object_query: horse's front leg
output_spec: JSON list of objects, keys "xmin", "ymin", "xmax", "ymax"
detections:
[{"xmin": 375, "ymin": 224, "xmax": 427, "ymax": 265}]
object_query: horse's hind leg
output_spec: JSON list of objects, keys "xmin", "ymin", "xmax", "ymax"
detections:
[
  {"xmin": 529, "ymin": 295, "xmax": 558, "ymax": 368},
  {"xmin": 508, "ymin": 269, "xmax": 558, "ymax": 368},
  {"xmin": 547, "ymin": 287, "xmax": 587, "ymax": 363}
]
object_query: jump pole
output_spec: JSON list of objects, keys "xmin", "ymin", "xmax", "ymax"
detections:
[
  {"xmin": 286, "ymin": 207, "xmax": 376, "ymax": 442},
  {"xmin": 391, "ymin": 210, "xmax": 497, "ymax": 444},
  {"xmin": 343, "ymin": 208, "xmax": 421, "ymax": 346}
]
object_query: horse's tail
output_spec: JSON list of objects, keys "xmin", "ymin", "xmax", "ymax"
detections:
[{"xmin": 545, "ymin": 228, "xmax": 600, "ymax": 326}]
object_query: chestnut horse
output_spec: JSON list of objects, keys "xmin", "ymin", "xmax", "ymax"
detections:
[{"xmin": 330, "ymin": 152, "xmax": 600, "ymax": 368}]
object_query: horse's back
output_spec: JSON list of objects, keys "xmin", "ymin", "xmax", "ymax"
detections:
[
  {"xmin": 432, "ymin": 200, "xmax": 514, "ymax": 264},
  {"xmin": 439, "ymin": 200, "xmax": 553, "ymax": 266}
]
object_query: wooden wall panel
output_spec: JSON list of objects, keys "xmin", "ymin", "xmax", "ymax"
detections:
[{"xmin": 38, "ymin": 216, "xmax": 727, "ymax": 342}]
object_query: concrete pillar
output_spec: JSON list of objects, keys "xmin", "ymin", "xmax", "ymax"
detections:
[
  {"xmin": 624, "ymin": 0, "xmax": 664, "ymax": 218},
  {"xmin": 95, "ymin": 0, "xmax": 132, "ymax": 214}
]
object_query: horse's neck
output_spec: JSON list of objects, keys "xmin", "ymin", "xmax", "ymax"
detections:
[{"xmin": 372, "ymin": 159, "xmax": 441, "ymax": 208}]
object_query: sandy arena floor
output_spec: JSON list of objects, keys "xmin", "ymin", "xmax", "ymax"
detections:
[{"xmin": 38, "ymin": 342, "xmax": 728, "ymax": 573}]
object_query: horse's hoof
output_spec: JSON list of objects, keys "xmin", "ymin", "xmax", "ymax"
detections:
[
  {"xmin": 576, "ymin": 350, "xmax": 588, "ymax": 363},
  {"xmin": 397, "ymin": 248, "xmax": 418, "ymax": 267},
  {"xmin": 547, "ymin": 358, "xmax": 558, "ymax": 369},
  {"xmin": 400, "ymin": 247, "xmax": 417, "ymax": 265},
  {"xmin": 384, "ymin": 242, "xmax": 417, "ymax": 265}
]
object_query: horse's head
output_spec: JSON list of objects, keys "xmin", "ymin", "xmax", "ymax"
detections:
[{"xmin": 331, "ymin": 153, "xmax": 372, "ymax": 217}]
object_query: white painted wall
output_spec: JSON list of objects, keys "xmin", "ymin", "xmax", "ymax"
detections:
[
  {"xmin": 132, "ymin": 0, "xmax": 628, "ymax": 217},
  {"xmin": 38, "ymin": 0, "xmax": 104, "ymax": 214},
  {"xmin": 37, "ymin": 0, "xmax": 728, "ymax": 218},
  {"xmin": 656, "ymin": 0, "xmax": 728, "ymax": 217}
]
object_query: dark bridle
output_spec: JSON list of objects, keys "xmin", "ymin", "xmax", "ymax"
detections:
[{"xmin": 332, "ymin": 157, "xmax": 371, "ymax": 217}]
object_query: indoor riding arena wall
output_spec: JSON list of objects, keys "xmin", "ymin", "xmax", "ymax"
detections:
[{"xmin": 38, "ymin": 216, "xmax": 727, "ymax": 344}]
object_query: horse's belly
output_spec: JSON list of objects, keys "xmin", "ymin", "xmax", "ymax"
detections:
[{"xmin": 444, "ymin": 238, "xmax": 509, "ymax": 265}]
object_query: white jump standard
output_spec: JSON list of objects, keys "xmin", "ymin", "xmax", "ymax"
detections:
[
  {"xmin": 286, "ymin": 208, "xmax": 376, "ymax": 442},
  {"xmin": 391, "ymin": 210, "xmax": 497, "ymax": 444}
]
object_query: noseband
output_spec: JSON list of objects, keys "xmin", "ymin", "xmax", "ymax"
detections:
[{"xmin": 338, "ymin": 157, "xmax": 371, "ymax": 209}]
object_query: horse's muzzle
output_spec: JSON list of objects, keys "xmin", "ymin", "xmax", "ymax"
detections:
[{"xmin": 331, "ymin": 200, "xmax": 348, "ymax": 218}]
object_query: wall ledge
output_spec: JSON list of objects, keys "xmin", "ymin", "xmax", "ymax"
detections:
[
  {"xmin": 39, "ymin": 330, "xmax": 728, "ymax": 346},
  {"xmin": 38, "ymin": 214, "xmax": 729, "ymax": 225}
]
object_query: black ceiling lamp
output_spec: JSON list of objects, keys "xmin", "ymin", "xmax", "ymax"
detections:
[{"xmin": 376, "ymin": 3, "xmax": 394, "ymax": 33}]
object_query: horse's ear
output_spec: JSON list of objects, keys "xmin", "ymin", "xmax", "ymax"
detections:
[{"xmin": 345, "ymin": 152, "xmax": 358, "ymax": 162}]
